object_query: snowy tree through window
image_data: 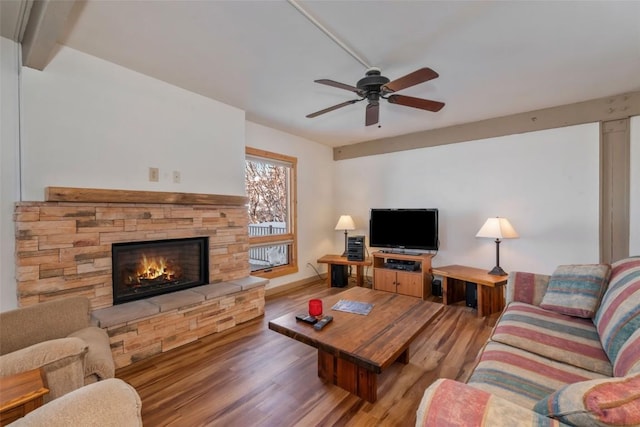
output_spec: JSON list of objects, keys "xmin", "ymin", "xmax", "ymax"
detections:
[{"xmin": 245, "ymin": 148, "xmax": 298, "ymax": 277}]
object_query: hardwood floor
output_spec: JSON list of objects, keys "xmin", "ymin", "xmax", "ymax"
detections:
[{"xmin": 117, "ymin": 280, "xmax": 498, "ymax": 426}]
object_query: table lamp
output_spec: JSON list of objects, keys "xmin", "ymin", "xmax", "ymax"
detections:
[
  {"xmin": 335, "ymin": 215, "xmax": 356, "ymax": 257},
  {"xmin": 476, "ymin": 217, "xmax": 519, "ymax": 276}
]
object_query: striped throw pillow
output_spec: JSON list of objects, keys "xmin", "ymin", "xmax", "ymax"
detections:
[
  {"xmin": 540, "ymin": 264, "xmax": 610, "ymax": 318},
  {"xmin": 534, "ymin": 374, "xmax": 640, "ymax": 426}
]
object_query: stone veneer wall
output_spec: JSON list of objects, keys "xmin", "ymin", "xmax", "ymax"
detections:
[{"xmin": 14, "ymin": 201, "xmax": 250, "ymax": 309}]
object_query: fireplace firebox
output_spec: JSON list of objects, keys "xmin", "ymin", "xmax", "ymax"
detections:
[{"xmin": 112, "ymin": 237, "xmax": 209, "ymax": 305}]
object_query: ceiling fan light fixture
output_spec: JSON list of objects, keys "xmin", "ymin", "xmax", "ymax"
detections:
[
  {"xmin": 307, "ymin": 67, "xmax": 445, "ymax": 127},
  {"xmin": 356, "ymin": 68, "xmax": 390, "ymax": 92}
]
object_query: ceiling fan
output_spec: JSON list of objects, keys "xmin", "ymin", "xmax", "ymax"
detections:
[{"xmin": 306, "ymin": 67, "xmax": 445, "ymax": 126}]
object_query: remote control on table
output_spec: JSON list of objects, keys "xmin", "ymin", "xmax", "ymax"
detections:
[
  {"xmin": 314, "ymin": 315, "xmax": 333, "ymax": 331},
  {"xmin": 295, "ymin": 314, "xmax": 317, "ymax": 324}
]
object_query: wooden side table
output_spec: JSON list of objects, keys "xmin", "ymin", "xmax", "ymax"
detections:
[
  {"xmin": 432, "ymin": 264, "xmax": 508, "ymax": 317},
  {"xmin": 317, "ymin": 254, "xmax": 372, "ymax": 287},
  {"xmin": 0, "ymin": 369, "xmax": 49, "ymax": 426}
]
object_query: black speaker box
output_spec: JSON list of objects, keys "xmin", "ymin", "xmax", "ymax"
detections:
[
  {"xmin": 431, "ymin": 279, "xmax": 442, "ymax": 297},
  {"xmin": 331, "ymin": 264, "xmax": 348, "ymax": 287},
  {"xmin": 465, "ymin": 282, "xmax": 477, "ymax": 309},
  {"xmin": 347, "ymin": 235, "xmax": 365, "ymax": 261}
]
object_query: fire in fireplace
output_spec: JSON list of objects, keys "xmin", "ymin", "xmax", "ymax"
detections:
[{"xmin": 112, "ymin": 237, "xmax": 209, "ymax": 304}]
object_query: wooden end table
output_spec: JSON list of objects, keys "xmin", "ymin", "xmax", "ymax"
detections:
[
  {"xmin": 317, "ymin": 254, "xmax": 372, "ymax": 287},
  {"xmin": 268, "ymin": 286, "xmax": 442, "ymax": 402},
  {"xmin": 0, "ymin": 369, "xmax": 49, "ymax": 425},
  {"xmin": 432, "ymin": 264, "xmax": 508, "ymax": 318}
]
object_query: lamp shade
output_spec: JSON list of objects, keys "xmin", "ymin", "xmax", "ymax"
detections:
[
  {"xmin": 335, "ymin": 215, "xmax": 356, "ymax": 231},
  {"xmin": 476, "ymin": 217, "xmax": 519, "ymax": 239}
]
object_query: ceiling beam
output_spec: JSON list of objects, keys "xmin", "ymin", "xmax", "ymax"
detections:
[
  {"xmin": 21, "ymin": 0, "xmax": 75, "ymax": 70},
  {"xmin": 0, "ymin": 0, "xmax": 33, "ymax": 41},
  {"xmin": 333, "ymin": 91, "xmax": 640, "ymax": 161}
]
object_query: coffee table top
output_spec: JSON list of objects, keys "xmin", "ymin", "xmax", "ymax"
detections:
[{"xmin": 268, "ymin": 287, "xmax": 442, "ymax": 373}]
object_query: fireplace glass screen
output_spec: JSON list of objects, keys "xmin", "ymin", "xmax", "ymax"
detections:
[{"xmin": 112, "ymin": 237, "xmax": 209, "ymax": 304}]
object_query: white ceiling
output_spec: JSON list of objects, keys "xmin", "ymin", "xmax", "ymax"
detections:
[{"xmin": 20, "ymin": 1, "xmax": 640, "ymax": 146}]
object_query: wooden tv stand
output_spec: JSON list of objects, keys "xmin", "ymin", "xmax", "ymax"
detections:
[{"xmin": 372, "ymin": 251, "xmax": 433, "ymax": 299}]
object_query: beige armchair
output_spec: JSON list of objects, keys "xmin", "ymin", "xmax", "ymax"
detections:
[
  {"xmin": 9, "ymin": 378, "xmax": 142, "ymax": 426},
  {"xmin": 0, "ymin": 297, "xmax": 114, "ymax": 401}
]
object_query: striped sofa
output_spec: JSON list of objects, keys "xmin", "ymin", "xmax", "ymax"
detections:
[{"xmin": 416, "ymin": 256, "xmax": 640, "ymax": 426}]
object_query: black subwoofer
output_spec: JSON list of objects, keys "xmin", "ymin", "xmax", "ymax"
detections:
[
  {"xmin": 331, "ymin": 264, "xmax": 348, "ymax": 287},
  {"xmin": 431, "ymin": 279, "xmax": 442, "ymax": 297},
  {"xmin": 465, "ymin": 282, "xmax": 477, "ymax": 309}
]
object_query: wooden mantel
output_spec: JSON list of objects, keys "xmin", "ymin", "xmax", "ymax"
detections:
[{"xmin": 45, "ymin": 187, "xmax": 248, "ymax": 206}]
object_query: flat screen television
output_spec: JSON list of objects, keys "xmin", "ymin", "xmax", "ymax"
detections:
[{"xmin": 369, "ymin": 208, "xmax": 439, "ymax": 252}]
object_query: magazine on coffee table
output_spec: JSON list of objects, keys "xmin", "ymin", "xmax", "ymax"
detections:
[{"xmin": 331, "ymin": 299, "xmax": 373, "ymax": 315}]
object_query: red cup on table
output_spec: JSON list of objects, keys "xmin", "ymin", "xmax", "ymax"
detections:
[{"xmin": 308, "ymin": 299, "xmax": 323, "ymax": 318}]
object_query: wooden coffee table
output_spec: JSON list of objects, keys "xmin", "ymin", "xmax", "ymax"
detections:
[{"xmin": 268, "ymin": 287, "xmax": 442, "ymax": 402}]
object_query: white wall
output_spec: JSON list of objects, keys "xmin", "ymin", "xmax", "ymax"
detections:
[
  {"xmin": 1, "ymin": 37, "xmax": 20, "ymax": 311},
  {"xmin": 0, "ymin": 46, "xmax": 247, "ymax": 312},
  {"xmin": 334, "ymin": 124, "xmax": 601, "ymax": 275},
  {"xmin": 631, "ymin": 116, "xmax": 640, "ymax": 255},
  {"xmin": 4, "ymin": 42, "xmax": 637, "ymax": 308},
  {"xmin": 21, "ymin": 46, "xmax": 246, "ymax": 200},
  {"xmin": 245, "ymin": 121, "xmax": 334, "ymax": 289}
]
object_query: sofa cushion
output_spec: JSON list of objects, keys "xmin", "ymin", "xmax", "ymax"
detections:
[
  {"xmin": 417, "ymin": 378, "xmax": 568, "ymax": 427},
  {"xmin": 533, "ymin": 374, "xmax": 640, "ymax": 426},
  {"xmin": 468, "ymin": 341, "xmax": 606, "ymax": 409},
  {"xmin": 594, "ymin": 257, "xmax": 640, "ymax": 375},
  {"xmin": 507, "ymin": 271, "xmax": 551, "ymax": 306},
  {"xmin": 540, "ymin": 264, "xmax": 610, "ymax": 318},
  {"xmin": 615, "ymin": 328, "xmax": 640, "ymax": 376},
  {"xmin": 492, "ymin": 302, "xmax": 612, "ymax": 376}
]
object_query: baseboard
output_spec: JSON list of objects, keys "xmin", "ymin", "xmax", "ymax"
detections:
[
  {"xmin": 265, "ymin": 274, "xmax": 326, "ymax": 299},
  {"xmin": 264, "ymin": 272, "xmax": 376, "ymax": 299}
]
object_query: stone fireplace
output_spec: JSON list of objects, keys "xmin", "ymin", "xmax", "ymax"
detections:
[
  {"xmin": 15, "ymin": 188, "xmax": 267, "ymax": 369},
  {"xmin": 111, "ymin": 237, "xmax": 209, "ymax": 304},
  {"xmin": 14, "ymin": 187, "xmax": 251, "ymax": 309}
]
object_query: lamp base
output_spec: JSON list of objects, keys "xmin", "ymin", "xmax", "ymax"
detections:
[
  {"xmin": 341, "ymin": 230, "xmax": 348, "ymax": 257},
  {"xmin": 487, "ymin": 265, "xmax": 507, "ymax": 276}
]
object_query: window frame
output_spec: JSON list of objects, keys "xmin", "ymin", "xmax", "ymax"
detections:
[{"xmin": 245, "ymin": 147, "xmax": 298, "ymax": 279}]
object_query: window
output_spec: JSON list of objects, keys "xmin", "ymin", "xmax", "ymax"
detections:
[{"xmin": 245, "ymin": 147, "xmax": 298, "ymax": 278}]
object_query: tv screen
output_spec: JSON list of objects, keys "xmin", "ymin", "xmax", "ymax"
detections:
[{"xmin": 369, "ymin": 208, "xmax": 439, "ymax": 251}]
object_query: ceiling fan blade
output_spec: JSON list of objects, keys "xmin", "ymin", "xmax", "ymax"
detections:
[
  {"xmin": 382, "ymin": 67, "xmax": 439, "ymax": 93},
  {"xmin": 314, "ymin": 79, "xmax": 362, "ymax": 94},
  {"xmin": 387, "ymin": 94, "xmax": 445, "ymax": 112},
  {"xmin": 306, "ymin": 99, "xmax": 359, "ymax": 118},
  {"xmin": 365, "ymin": 103, "xmax": 379, "ymax": 126}
]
